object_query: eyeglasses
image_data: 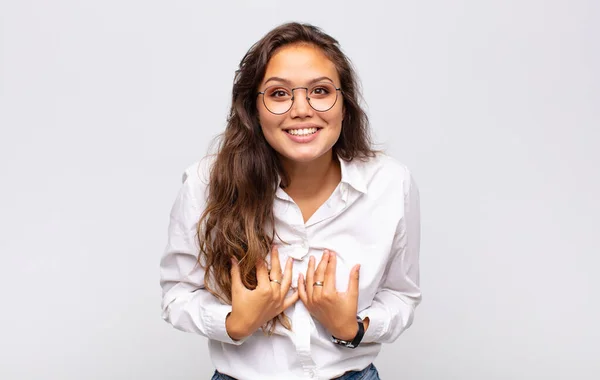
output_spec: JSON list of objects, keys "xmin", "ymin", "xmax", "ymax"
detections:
[{"xmin": 257, "ymin": 82, "xmax": 342, "ymax": 115}]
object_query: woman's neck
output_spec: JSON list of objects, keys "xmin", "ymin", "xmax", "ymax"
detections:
[{"xmin": 280, "ymin": 151, "xmax": 341, "ymax": 199}]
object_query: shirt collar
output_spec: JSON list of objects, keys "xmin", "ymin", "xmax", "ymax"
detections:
[
  {"xmin": 338, "ymin": 155, "xmax": 368, "ymax": 194},
  {"xmin": 275, "ymin": 154, "xmax": 368, "ymax": 195}
]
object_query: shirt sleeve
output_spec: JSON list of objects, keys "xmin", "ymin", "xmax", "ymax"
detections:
[
  {"xmin": 357, "ymin": 169, "xmax": 422, "ymax": 344},
  {"xmin": 159, "ymin": 159, "xmax": 246, "ymax": 345}
]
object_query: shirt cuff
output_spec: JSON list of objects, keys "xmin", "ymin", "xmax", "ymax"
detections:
[
  {"xmin": 358, "ymin": 307, "xmax": 388, "ymax": 343},
  {"xmin": 204, "ymin": 304, "xmax": 248, "ymax": 345}
]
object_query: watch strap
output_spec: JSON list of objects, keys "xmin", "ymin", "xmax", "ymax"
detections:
[{"xmin": 331, "ymin": 316, "xmax": 365, "ymax": 349}]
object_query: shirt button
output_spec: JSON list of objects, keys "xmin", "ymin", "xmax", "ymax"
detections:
[
  {"xmin": 302, "ymin": 241, "xmax": 308, "ymax": 249},
  {"xmin": 309, "ymin": 370, "xmax": 316, "ymax": 377}
]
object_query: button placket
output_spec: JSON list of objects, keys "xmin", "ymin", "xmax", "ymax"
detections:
[
  {"xmin": 306, "ymin": 368, "xmax": 317, "ymax": 378},
  {"xmin": 291, "ymin": 303, "xmax": 316, "ymax": 377}
]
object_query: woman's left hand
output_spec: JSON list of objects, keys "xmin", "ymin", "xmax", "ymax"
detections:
[{"xmin": 298, "ymin": 250, "xmax": 363, "ymax": 341}]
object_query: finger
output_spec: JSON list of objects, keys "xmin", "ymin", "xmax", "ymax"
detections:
[
  {"xmin": 314, "ymin": 250, "xmax": 330, "ymax": 281},
  {"xmin": 312, "ymin": 251, "xmax": 330, "ymax": 297},
  {"xmin": 270, "ymin": 245, "xmax": 282, "ymax": 279},
  {"xmin": 297, "ymin": 273, "xmax": 308, "ymax": 305},
  {"xmin": 280, "ymin": 257, "xmax": 293, "ymax": 291},
  {"xmin": 347, "ymin": 264, "xmax": 361, "ymax": 297},
  {"xmin": 283, "ymin": 288, "xmax": 300, "ymax": 310},
  {"xmin": 256, "ymin": 258, "xmax": 270, "ymax": 288},
  {"xmin": 324, "ymin": 250, "xmax": 337, "ymax": 293},
  {"xmin": 230, "ymin": 258, "xmax": 243, "ymax": 290},
  {"xmin": 306, "ymin": 255, "xmax": 316, "ymax": 300}
]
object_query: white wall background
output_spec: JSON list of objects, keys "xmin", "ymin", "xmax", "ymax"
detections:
[{"xmin": 1, "ymin": 1, "xmax": 598, "ymax": 379}]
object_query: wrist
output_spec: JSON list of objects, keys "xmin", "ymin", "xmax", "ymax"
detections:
[
  {"xmin": 331, "ymin": 316, "xmax": 366, "ymax": 349},
  {"xmin": 332, "ymin": 318, "xmax": 359, "ymax": 341},
  {"xmin": 225, "ymin": 312, "xmax": 250, "ymax": 341}
]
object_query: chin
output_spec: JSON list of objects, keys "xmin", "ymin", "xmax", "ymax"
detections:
[{"xmin": 278, "ymin": 147, "xmax": 331, "ymax": 164}]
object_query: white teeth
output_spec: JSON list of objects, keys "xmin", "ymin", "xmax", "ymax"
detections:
[{"xmin": 287, "ymin": 127, "xmax": 318, "ymax": 136}]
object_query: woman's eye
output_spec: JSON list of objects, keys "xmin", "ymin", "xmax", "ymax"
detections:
[
  {"xmin": 312, "ymin": 87, "xmax": 330, "ymax": 95},
  {"xmin": 270, "ymin": 89, "xmax": 290, "ymax": 98}
]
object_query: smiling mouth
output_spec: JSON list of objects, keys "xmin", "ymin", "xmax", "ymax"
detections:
[{"xmin": 284, "ymin": 127, "xmax": 321, "ymax": 136}]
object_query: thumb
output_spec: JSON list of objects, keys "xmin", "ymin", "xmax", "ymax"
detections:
[{"xmin": 347, "ymin": 264, "xmax": 360, "ymax": 296}]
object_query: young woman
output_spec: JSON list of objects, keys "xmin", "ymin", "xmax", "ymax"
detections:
[{"xmin": 160, "ymin": 22, "xmax": 421, "ymax": 380}]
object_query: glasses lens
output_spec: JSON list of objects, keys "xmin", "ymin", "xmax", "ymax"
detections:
[
  {"xmin": 261, "ymin": 83, "xmax": 339, "ymax": 114},
  {"xmin": 263, "ymin": 86, "xmax": 293, "ymax": 114},
  {"xmin": 307, "ymin": 83, "xmax": 338, "ymax": 112}
]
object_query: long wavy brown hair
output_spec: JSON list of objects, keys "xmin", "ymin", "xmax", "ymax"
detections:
[{"xmin": 197, "ymin": 22, "xmax": 376, "ymax": 334}]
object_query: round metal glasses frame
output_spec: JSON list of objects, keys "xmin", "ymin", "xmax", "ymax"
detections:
[{"xmin": 257, "ymin": 85, "xmax": 342, "ymax": 115}]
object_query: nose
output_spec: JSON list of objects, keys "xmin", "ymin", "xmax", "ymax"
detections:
[{"xmin": 290, "ymin": 87, "xmax": 313, "ymax": 118}]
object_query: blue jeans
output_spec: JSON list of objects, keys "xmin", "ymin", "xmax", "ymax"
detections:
[{"xmin": 211, "ymin": 363, "xmax": 380, "ymax": 380}]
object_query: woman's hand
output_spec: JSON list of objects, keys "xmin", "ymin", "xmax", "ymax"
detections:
[
  {"xmin": 226, "ymin": 246, "xmax": 298, "ymax": 340},
  {"xmin": 298, "ymin": 250, "xmax": 364, "ymax": 341}
]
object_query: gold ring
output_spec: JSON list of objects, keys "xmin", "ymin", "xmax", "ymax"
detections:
[
  {"xmin": 270, "ymin": 279, "xmax": 282, "ymax": 285},
  {"xmin": 313, "ymin": 281, "xmax": 324, "ymax": 287}
]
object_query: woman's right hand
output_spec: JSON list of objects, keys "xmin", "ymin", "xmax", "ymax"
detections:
[{"xmin": 226, "ymin": 245, "xmax": 298, "ymax": 340}]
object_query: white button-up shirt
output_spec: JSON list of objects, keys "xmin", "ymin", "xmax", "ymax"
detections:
[{"xmin": 160, "ymin": 153, "xmax": 421, "ymax": 380}]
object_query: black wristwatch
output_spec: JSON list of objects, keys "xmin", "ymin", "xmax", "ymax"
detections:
[{"xmin": 331, "ymin": 316, "xmax": 365, "ymax": 349}]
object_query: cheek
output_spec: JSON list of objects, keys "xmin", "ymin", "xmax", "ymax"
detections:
[
  {"xmin": 326, "ymin": 108, "xmax": 344, "ymax": 129},
  {"xmin": 257, "ymin": 107, "xmax": 274, "ymax": 129},
  {"xmin": 327, "ymin": 101, "xmax": 345, "ymax": 123},
  {"xmin": 259, "ymin": 114, "xmax": 281, "ymax": 132},
  {"xmin": 258, "ymin": 112, "xmax": 285, "ymax": 146}
]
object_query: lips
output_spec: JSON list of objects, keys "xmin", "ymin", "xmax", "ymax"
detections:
[{"xmin": 283, "ymin": 127, "xmax": 321, "ymax": 143}]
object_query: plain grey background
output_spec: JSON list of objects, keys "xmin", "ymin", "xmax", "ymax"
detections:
[{"xmin": 1, "ymin": 0, "xmax": 598, "ymax": 379}]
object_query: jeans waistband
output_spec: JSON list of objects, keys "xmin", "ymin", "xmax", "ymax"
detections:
[{"xmin": 212, "ymin": 363, "xmax": 378, "ymax": 380}]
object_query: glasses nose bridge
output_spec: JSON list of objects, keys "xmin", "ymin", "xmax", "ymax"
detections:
[
  {"xmin": 289, "ymin": 86, "xmax": 312, "ymax": 115},
  {"xmin": 290, "ymin": 86, "xmax": 310, "ymax": 101}
]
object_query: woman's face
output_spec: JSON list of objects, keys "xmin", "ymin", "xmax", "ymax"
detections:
[{"xmin": 257, "ymin": 44, "xmax": 344, "ymax": 164}]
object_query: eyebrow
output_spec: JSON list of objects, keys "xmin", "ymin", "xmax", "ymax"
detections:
[{"xmin": 263, "ymin": 76, "xmax": 335, "ymax": 86}]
